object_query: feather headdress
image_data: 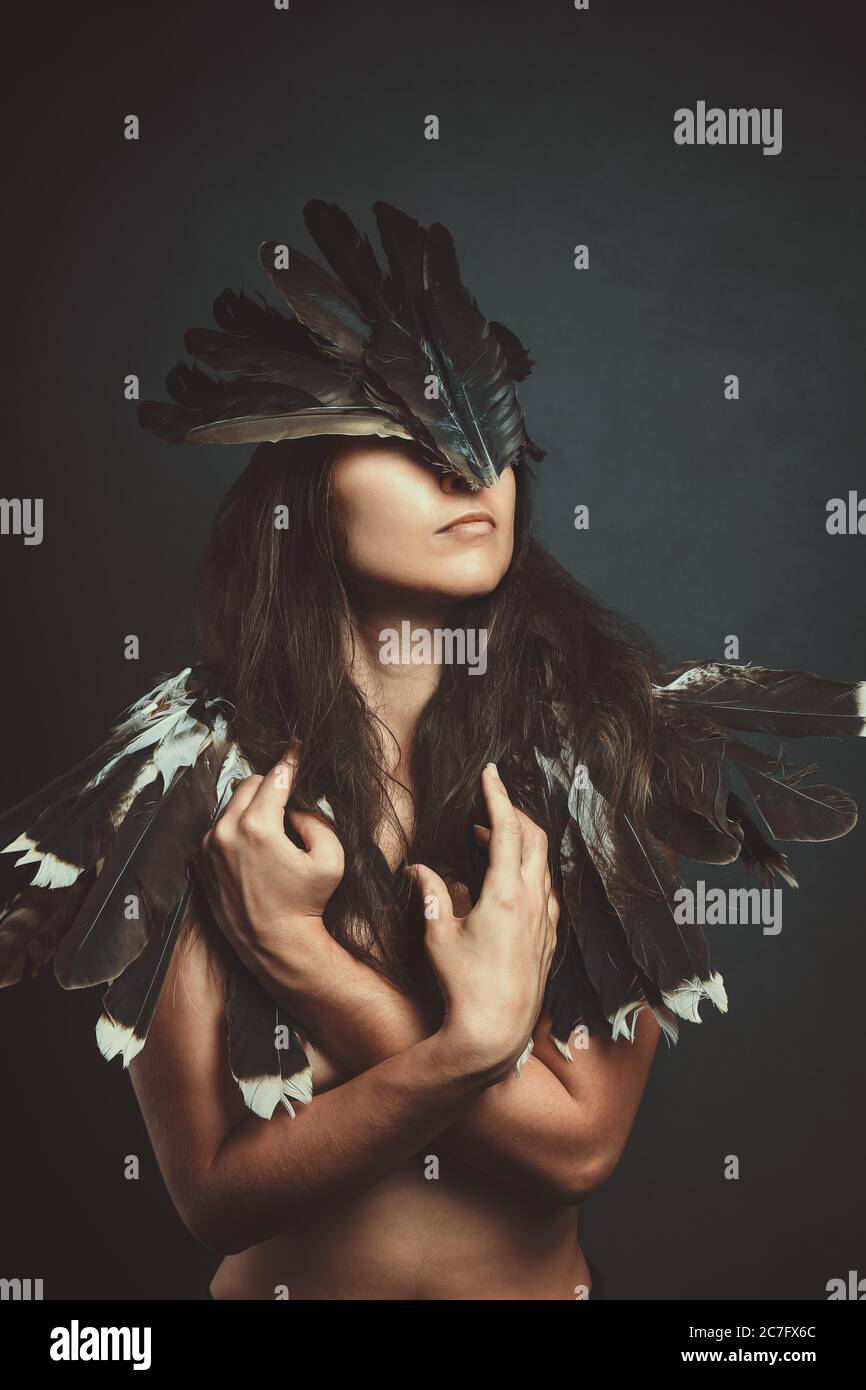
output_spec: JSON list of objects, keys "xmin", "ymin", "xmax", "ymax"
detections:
[
  {"xmin": 137, "ymin": 199, "xmax": 545, "ymax": 489},
  {"xmin": 1, "ymin": 662, "xmax": 862, "ymax": 1116}
]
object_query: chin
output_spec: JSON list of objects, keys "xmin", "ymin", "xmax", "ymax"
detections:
[
  {"xmin": 447, "ymin": 552, "xmax": 510, "ymax": 589},
  {"xmin": 432, "ymin": 564, "xmax": 508, "ymax": 600},
  {"xmin": 358, "ymin": 549, "xmax": 510, "ymax": 602}
]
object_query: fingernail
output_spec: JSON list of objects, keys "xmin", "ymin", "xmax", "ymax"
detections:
[{"xmin": 485, "ymin": 761, "xmax": 500, "ymax": 780}]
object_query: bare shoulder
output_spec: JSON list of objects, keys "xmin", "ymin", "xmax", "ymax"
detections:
[
  {"xmin": 132, "ymin": 898, "xmax": 228, "ymax": 1064},
  {"xmin": 127, "ymin": 896, "xmax": 246, "ymax": 1182}
]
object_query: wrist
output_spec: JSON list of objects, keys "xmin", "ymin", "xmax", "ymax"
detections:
[
  {"xmin": 432, "ymin": 1020, "xmax": 515, "ymax": 1087},
  {"xmin": 247, "ymin": 915, "xmax": 334, "ymax": 987}
]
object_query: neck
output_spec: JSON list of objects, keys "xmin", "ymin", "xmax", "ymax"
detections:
[{"xmin": 343, "ymin": 593, "xmax": 450, "ymax": 772}]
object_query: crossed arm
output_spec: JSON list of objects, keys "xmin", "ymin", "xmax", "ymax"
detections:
[
  {"xmin": 257, "ymin": 920, "xmax": 663, "ymax": 1205},
  {"xmin": 129, "ymin": 901, "xmax": 662, "ymax": 1255},
  {"xmin": 130, "ymin": 759, "xmax": 669, "ymax": 1258}
]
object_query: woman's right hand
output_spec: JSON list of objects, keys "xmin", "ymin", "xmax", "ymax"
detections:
[{"xmin": 406, "ymin": 764, "xmax": 559, "ymax": 1081}]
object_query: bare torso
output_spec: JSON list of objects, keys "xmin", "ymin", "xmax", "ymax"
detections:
[
  {"xmin": 211, "ymin": 770, "xmax": 593, "ymax": 1300},
  {"xmin": 210, "ymin": 1079, "xmax": 591, "ymax": 1300}
]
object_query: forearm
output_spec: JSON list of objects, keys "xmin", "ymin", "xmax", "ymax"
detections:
[
  {"xmin": 256, "ymin": 930, "xmax": 432, "ymax": 1068},
  {"xmin": 199, "ymin": 1030, "xmax": 499, "ymax": 1255},
  {"xmin": 255, "ymin": 930, "xmax": 426, "ymax": 1068},
  {"xmin": 251, "ymin": 933, "xmax": 600, "ymax": 1203}
]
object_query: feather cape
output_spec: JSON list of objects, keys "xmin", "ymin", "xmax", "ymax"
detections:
[{"xmin": 0, "ymin": 662, "xmax": 862, "ymax": 1118}]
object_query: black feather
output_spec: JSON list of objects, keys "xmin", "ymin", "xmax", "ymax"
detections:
[
  {"xmin": 96, "ymin": 879, "xmax": 195, "ymax": 1068},
  {"xmin": 304, "ymin": 199, "xmax": 399, "ymax": 321},
  {"xmin": 54, "ymin": 746, "xmax": 221, "ymax": 989},
  {"xmin": 258, "ymin": 241, "xmax": 370, "ymax": 365},
  {"xmin": 488, "ymin": 320, "xmax": 534, "ymax": 381},
  {"xmin": 137, "ymin": 200, "xmax": 542, "ymax": 487},
  {"xmin": 225, "ymin": 960, "xmax": 312, "ymax": 1120},
  {"xmin": 726, "ymin": 792, "xmax": 800, "ymax": 887},
  {"xmin": 657, "ymin": 662, "xmax": 866, "ymax": 739}
]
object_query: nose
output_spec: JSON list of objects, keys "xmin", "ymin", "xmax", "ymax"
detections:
[{"xmin": 438, "ymin": 470, "xmax": 483, "ymax": 496}]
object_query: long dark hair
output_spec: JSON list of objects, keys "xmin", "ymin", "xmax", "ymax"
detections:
[{"xmin": 193, "ymin": 437, "xmax": 662, "ymax": 1022}]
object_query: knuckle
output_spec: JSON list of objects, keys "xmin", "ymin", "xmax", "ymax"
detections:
[
  {"xmin": 239, "ymin": 813, "xmax": 268, "ymax": 842},
  {"xmin": 490, "ymin": 886, "xmax": 518, "ymax": 913},
  {"xmin": 210, "ymin": 818, "xmax": 232, "ymax": 850},
  {"xmin": 227, "ymin": 775, "xmax": 262, "ymax": 806}
]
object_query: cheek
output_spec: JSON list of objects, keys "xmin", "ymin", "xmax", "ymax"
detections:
[
  {"xmin": 495, "ymin": 468, "xmax": 517, "ymax": 528},
  {"xmin": 332, "ymin": 473, "xmax": 434, "ymax": 581}
]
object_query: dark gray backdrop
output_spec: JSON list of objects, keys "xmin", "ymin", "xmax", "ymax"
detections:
[{"xmin": 1, "ymin": 0, "xmax": 863, "ymax": 1299}]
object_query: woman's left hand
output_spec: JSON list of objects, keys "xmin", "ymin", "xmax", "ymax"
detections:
[{"xmin": 196, "ymin": 747, "xmax": 344, "ymax": 978}]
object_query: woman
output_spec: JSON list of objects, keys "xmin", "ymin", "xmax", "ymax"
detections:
[
  {"xmin": 1, "ymin": 199, "xmax": 859, "ymax": 1301},
  {"xmin": 124, "ymin": 431, "xmax": 667, "ymax": 1300}
]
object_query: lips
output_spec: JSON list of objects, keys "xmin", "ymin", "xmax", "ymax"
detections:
[{"xmin": 437, "ymin": 510, "xmax": 495, "ymax": 533}]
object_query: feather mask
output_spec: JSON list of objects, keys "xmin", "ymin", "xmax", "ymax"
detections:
[
  {"xmin": 136, "ymin": 200, "xmax": 545, "ymax": 489},
  {"xmin": 0, "ymin": 662, "xmax": 862, "ymax": 1117}
]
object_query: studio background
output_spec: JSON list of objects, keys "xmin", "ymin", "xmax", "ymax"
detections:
[{"xmin": 1, "ymin": 0, "xmax": 863, "ymax": 1299}]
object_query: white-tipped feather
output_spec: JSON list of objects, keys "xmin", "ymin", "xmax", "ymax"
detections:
[
  {"xmin": 9, "ymin": 839, "xmax": 82, "ymax": 887},
  {"xmin": 89, "ymin": 701, "xmax": 192, "ymax": 788},
  {"xmin": 150, "ymin": 717, "xmax": 213, "ymax": 791},
  {"xmin": 610, "ymin": 1000, "xmax": 647, "ymax": 1043},
  {"xmin": 95, "ymin": 1012, "xmax": 146, "ymax": 1067},
  {"xmin": 661, "ymin": 970, "xmax": 728, "ymax": 1022},
  {"xmin": 239, "ymin": 1076, "xmax": 287, "ymax": 1121},
  {"xmin": 652, "ymin": 1007, "xmax": 680, "ymax": 1047},
  {"xmin": 124, "ymin": 667, "xmax": 193, "ymax": 719},
  {"xmin": 2, "ymin": 832, "xmax": 33, "ymax": 855},
  {"xmin": 283, "ymin": 1068, "xmax": 314, "ymax": 1105},
  {"xmin": 216, "ymin": 739, "xmax": 253, "ymax": 806},
  {"xmin": 654, "ymin": 665, "xmax": 717, "ymax": 694},
  {"xmin": 238, "ymin": 1067, "xmax": 314, "ymax": 1121},
  {"xmin": 538, "ymin": 744, "xmax": 694, "ymax": 1047}
]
